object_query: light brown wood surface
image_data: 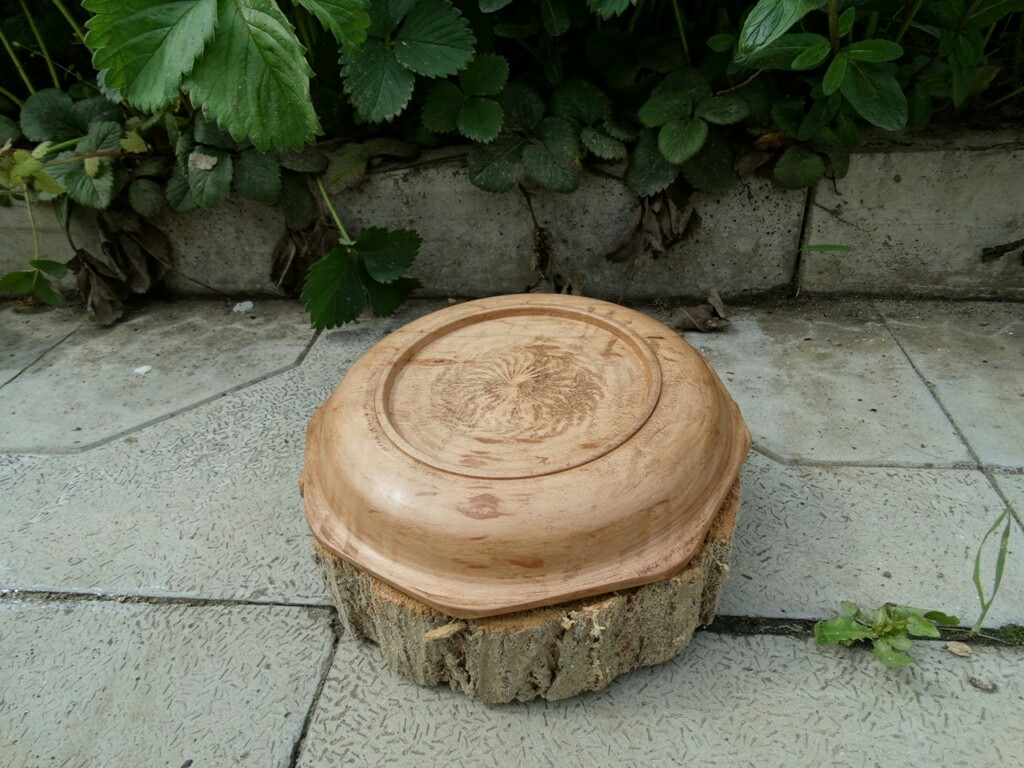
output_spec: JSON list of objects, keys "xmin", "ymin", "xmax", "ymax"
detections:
[{"xmin": 302, "ymin": 294, "xmax": 750, "ymax": 618}]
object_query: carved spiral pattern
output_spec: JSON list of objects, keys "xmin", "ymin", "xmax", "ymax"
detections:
[{"xmin": 433, "ymin": 345, "xmax": 603, "ymax": 441}]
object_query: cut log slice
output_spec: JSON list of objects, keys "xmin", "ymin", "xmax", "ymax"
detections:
[{"xmin": 313, "ymin": 480, "xmax": 740, "ymax": 704}]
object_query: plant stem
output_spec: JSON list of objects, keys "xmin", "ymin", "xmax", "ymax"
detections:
[
  {"xmin": 0, "ymin": 26, "xmax": 35, "ymax": 95},
  {"xmin": 51, "ymin": 0, "xmax": 87, "ymax": 45},
  {"xmin": 43, "ymin": 136, "xmax": 84, "ymax": 154},
  {"xmin": 315, "ymin": 177, "xmax": 353, "ymax": 246},
  {"xmin": 668, "ymin": 0, "xmax": 691, "ymax": 65},
  {"xmin": 0, "ymin": 85, "xmax": 24, "ymax": 107},
  {"xmin": 23, "ymin": 188, "xmax": 40, "ymax": 260},
  {"xmin": 827, "ymin": 0, "xmax": 841, "ymax": 53},
  {"xmin": 20, "ymin": 1, "xmax": 60, "ymax": 88},
  {"xmin": 895, "ymin": 0, "xmax": 924, "ymax": 43},
  {"xmin": 915, "ymin": 0, "xmax": 985, "ymax": 82},
  {"xmin": 43, "ymin": 150, "xmax": 135, "ymax": 167}
]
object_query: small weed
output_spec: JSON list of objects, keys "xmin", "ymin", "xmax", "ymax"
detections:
[{"xmin": 814, "ymin": 602, "xmax": 958, "ymax": 668}]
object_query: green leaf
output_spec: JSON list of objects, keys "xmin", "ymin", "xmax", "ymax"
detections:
[
  {"xmin": 791, "ymin": 37, "xmax": 831, "ymax": 70},
  {"xmin": 128, "ymin": 178, "xmax": 166, "ymax": 217},
  {"xmin": 394, "ymin": 0, "xmax": 475, "ymax": 78},
  {"xmin": 301, "ymin": 247, "xmax": 366, "ymax": 329},
  {"xmin": 278, "ymin": 148, "xmax": 329, "ymax": 173},
  {"xmin": 797, "ymin": 98, "xmax": 831, "ymax": 141},
  {"xmin": 72, "ymin": 97, "xmax": 123, "ymax": 130},
  {"xmin": 457, "ymin": 97, "xmax": 503, "ymax": 142},
  {"xmin": 737, "ymin": 0, "xmax": 826, "ymax": 59},
  {"xmin": 773, "ymin": 145, "xmax": 824, "ymax": 189},
  {"xmin": 872, "ymin": 638, "xmax": 914, "ymax": 667},
  {"xmin": 29, "ymin": 259, "xmax": 70, "ymax": 279},
  {"xmin": 360, "ymin": 265, "xmax": 420, "ymax": 316},
  {"xmin": 293, "ymin": 0, "xmax": 371, "ymax": 49},
  {"xmin": 835, "ymin": 110, "xmax": 861, "ymax": 147},
  {"xmin": 923, "ymin": 610, "xmax": 960, "ymax": 627},
  {"xmin": 48, "ymin": 122, "xmax": 125, "ymax": 209},
  {"xmin": 580, "ymin": 126, "xmax": 627, "ymax": 159},
  {"xmin": 186, "ymin": 147, "xmax": 233, "ymax": 207},
  {"xmin": 0, "ymin": 115, "xmax": 20, "ymax": 144},
  {"xmin": 658, "ymin": 118, "xmax": 708, "ymax": 164},
  {"xmin": 809, "ymin": 128, "xmax": 850, "ymax": 177},
  {"xmin": 233, "ymin": 148, "xmax": 282, "ymax": 204},
  {"xmin": 813, "ymin": 616, "xmax": 876, "ymax": 647},
  {"xmin": 707, "ymin": 33, "xmax": 736, "ymax": 53},
  {"xmin": 654, "ymin": 69, "xmax": 712, "ymax": 102},
  {"xmin": 540, "ymin": 0, "xmax": 571, "ymax": 36},
  {"xmin": 166, "ymin": 165, "xmax": 198, "ymax": 212},
  {"xmin": 523, "ymin": 117, "xmax": 581, "ymax": 193},
  {"xmin": 736, "ymin": 33, "xmax": 828, "ymax": 70},
  {"xmin": 324, "ymin": 144, "xmax": 370, "ymax": 192},
  {"xmin": 343, "ymin": 38, "xmax": 416, "ymax": 122},
  {"xmin": 19, "ymin": 89, "xmax": 80, "ymax": 142},
  {"xmin": 844, "ymin": 40, "xmax": 903, "ymax": 63},
  {"xmin": 680, "ymin": 130, "xmax": 735, "ymax": 192},
  {"xmin": 120, "ymin": 130, "xmax": 149, "ymax": 154},
  {"xmin": 887, "ymin": 634, "xmax": 913, "ymax": 651},
  {"xmin": 354, "ymin": 226, "xmax": 421, "ymax": 282},
  {"xmin": 186, "ymin": 0, "xmax": 320, "ymax": 151},
  {"xmin": 638, "ymin": 92, "xmax": 691, "ymax": 128},
  {"xmin": 905, "ymin": 614, "xmax": 941, "ymax": 638},
  {"xmin": 971, "ymin": 0, "xmax": 1024, "ymax": 27},
  {"xmin": 587, "ymin": 0, "xmax": 635, "ymax": 19},
  {"xmin": 279, "ymin": 171, "xmax": 317, "ymax": 229},
  {"xmin": 823, "ymin": 54, "xmax": 849, "ymax": 96},
  {"xmin": 84, "ymin": 0, "xmax": 219, "ymax": 112},
  {"xmin": 467, "ymin": 133, "xmax": 525, "ymax": 192},
  {"xmin": 0, "ymin": 271, "xmax": 35, "ymax": 295},
  {"xmin": 550, "ymin": 80, "xmax": 610, "ymax": 125},
  {"xmin": 499, "ymin": 84, "xmax": 544, "ymax": 133},
  {"xmin": 458, "ymin": 54, "xmax": 509, "ymax": 96},
  {"xmin": 193, "ymin": 112, "xmax": 239, "ymax": 150},
  {"xmin": 368, "ymin": 0, "xmax": 416, "ymax": 36},
  {"xmin": 625, "ymin": 129, "xmax": 678, "ymax": 196},
  {"xmin": 422, "ymin": 81, "xmax": 465, "ymax": 132},
  {"xmin": 840, "ymin": 61, "xmax": 907, "ymax": 131},
  {"xmin": 837, "ymin": 6, "xmax": 855, "ymax": 36},
  {"xmin": 694, "ymin": 94, "xmax": 750, "ymax": 125},
  {"xmin": 30, "ymin": 273, "xmax": 66, "ymax": 307},
  {"xmin": 479, "ymin": 0, "xmax": 515, "ymax": 10}
]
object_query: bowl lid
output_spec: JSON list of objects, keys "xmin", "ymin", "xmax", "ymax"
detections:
[{"xmin": 302, "ymin": 294, "xmax": 750, "ymax": 618}]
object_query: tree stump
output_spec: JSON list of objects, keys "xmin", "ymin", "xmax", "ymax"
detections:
[{"xmin": 313, "ymin": 480, "xmax": 739, "ymax": 704}]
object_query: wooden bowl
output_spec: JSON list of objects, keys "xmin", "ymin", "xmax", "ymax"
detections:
[{"xmin": 302, "ymin": 294, "xmax": 750, "ymax": 619}]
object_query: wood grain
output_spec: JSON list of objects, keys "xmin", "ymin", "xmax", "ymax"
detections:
[{"xmin": 302, "ymin": 294, "xmax": 750, "ymax": 618}]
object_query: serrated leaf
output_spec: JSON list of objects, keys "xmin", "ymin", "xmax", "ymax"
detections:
[
  {"xmin": 0, "ymin": 271, "xmax": 36, "ymax": 296},
  {"xmin": 480, "ymin": 0, "xmax": 515, "ymax": 10},
  {"xmin": 187, "ymin": 147, "xmax": 233, "ymax": 207},
  {"xmin": 234, "ymin": 148, "xmax": 282, "ymax": 204},
  {"xmin": 166, "ymin": 165, "xmax": 198, "ymax": 212},
  {"xmin": 294, "ymin": 0, "xmax": 371, "ymax": 49},
  {"xmin": 539, "ymin": 0, "xmax": 570, "ymax": 36},
  {"xmin": 84, "ymin": 0, "xmax": 218, "ymax": 112},
  {"xmin": 625, "ymin": 129, "xmax": 678, "ymax": 196},
  {"xmin": 47, "ymin": 122, "xmax": 125, "ymax": 209},
  {"xmin": 499, "ymin": 84, "xmax": 544, "ymax": 133},
  {"xmin": 422, "ymin": 81, "xmax": 464, "ymax": 133},
  {"xmin": 360, "ymin": 264, "xmax": 420, "ymax": 316},
  {"xmin": 638, "ymin": 92, "xmax": 691, "ymax": 127},
  {"xmin": 603, "ymin": 116, "xmax": 637, "ymax": 141},
  {"xmin": 654, "ymin": 69, "xmax": 711, "ymax": 102},
  {"xmin": 0, "ymin": 115, "xmax": 21, "ymax": 144},
  {"xmin": 394, "ymin": 0, "xmax": 475, "ymax": 78},
  {"xmin": 354, "ymin": 226, "xmax": 421, "ymax": 282},
  {"xmin": 737, "ymin": 0, "xmax": 826, "ymax": 58},
  {"xmin": 587, "ymin": 0, "xmax": 634, "ymax": 18},
  {"xmin": 681, "ymin": 130, "xmax": 734, "ymax": 192},
  {"xmin": 301, "ymin": 247, "xmax": 365, "ymax": 329},
  {"xmin": 129, "ymin": 178, "xmax": 166, "ymax": 216},
  {"xmin": 467, "ymin": 133, "xmax": 525, "ymax": 192},
  {"xmin": 120, "ymin": 130, "xmax": 148, "ymax": 153},
  {"xmin": 367, "ymin": 0, "xmax": 415, "ymax": 36},
  {"xmin": 33, "ymin": 171, "xmax": 66, "ymax": 196},
  {"xmin": 844, "ymin": 39, "xmax": 903, "ymax": 63},
  {"xmin": 580, "ymin": 126, "xmax": 627, "ymax": 159},
  {"xmin": 19, "ymin": 90, "xmax": 80, "ymax": 142},
  {"xmin": 458, "ymin": 54, "xmax": 509, "ymax": 96},
  {"xmin": 521, "ymin": 116, "xmax": 580, "ymax": 192},
  {"xmin": 694, "ymin": 94, "xmax": 750, "ymax": 125},
  {"xmin": 194, "ymin": 112, "xmax": 238, "ymax": 150},
  {"xmin": 71, "ymin": 96, "xmax": 123, "ymax": 129},
  {"xmin": 813, "ymin": 616, "xmax": 875, "ymax": 646},
  {"xmin": 343, "ymin": 38, "xmax": 416, "ymax": 122},
  {"xmin": 29, "ymin": 259, "xmax": 70, "ymax": 279},
  {"xmin": 280, "ymin": 171, "xmax": 317, "ymax": 229},
  {"xmin": 324, "ymin": 144, "xmax": 370, "ymax": 192},
  {"xmin": 186, "ymin": 0, "xmax": 320, "ymax": 151},
  {"xmin": 840, "ymin": 61, "xmax": 907, "ymax": 131},
  {"xmin": 658, "ymin": 117, "xmax": 708, "ymax": 164},
  {"xmin": 773, "ymin": 145, "xmax": 824, "ymax": 189},
  {"xmin": 550, "ymin": 79, "xmax": 610, "ymax": 125},
  {"xmin": 457, "ymin": 97, "xmax": 503, "ymax": 142}
]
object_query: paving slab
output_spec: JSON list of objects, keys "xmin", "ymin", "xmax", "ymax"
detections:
[
  {"xmin": 0, "ymin": 599, "xmax": 333, "ymax": 768},
  {"xmin": 681, "ymin": 303, "xmax": 970, "ymax": 466},
  {"xmin": 297, "ymin": 630, "xmax": 1024, "ymax": 768},
  {"xmin": 0, "ymin": 304, "xmax": 81, "ymax": 385},
  {"xmin": 0, "ymin": 304, "xmax": 438, "ymax": 604},
  {"xmin": 878, "ymin": 300, "xmax": 1024, "ymax": 470},
  {"xmin": 721, "ymin": 454, "xmax": 1024, "ymax": 626},
  {"xmin": 0, "ymin": 300, "xmax": 314, "ymax": 452}
]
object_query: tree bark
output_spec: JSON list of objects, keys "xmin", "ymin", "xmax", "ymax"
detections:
[{"xmin": 314, "ymin": 480, "xmax": 740, "ymax": 704}]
